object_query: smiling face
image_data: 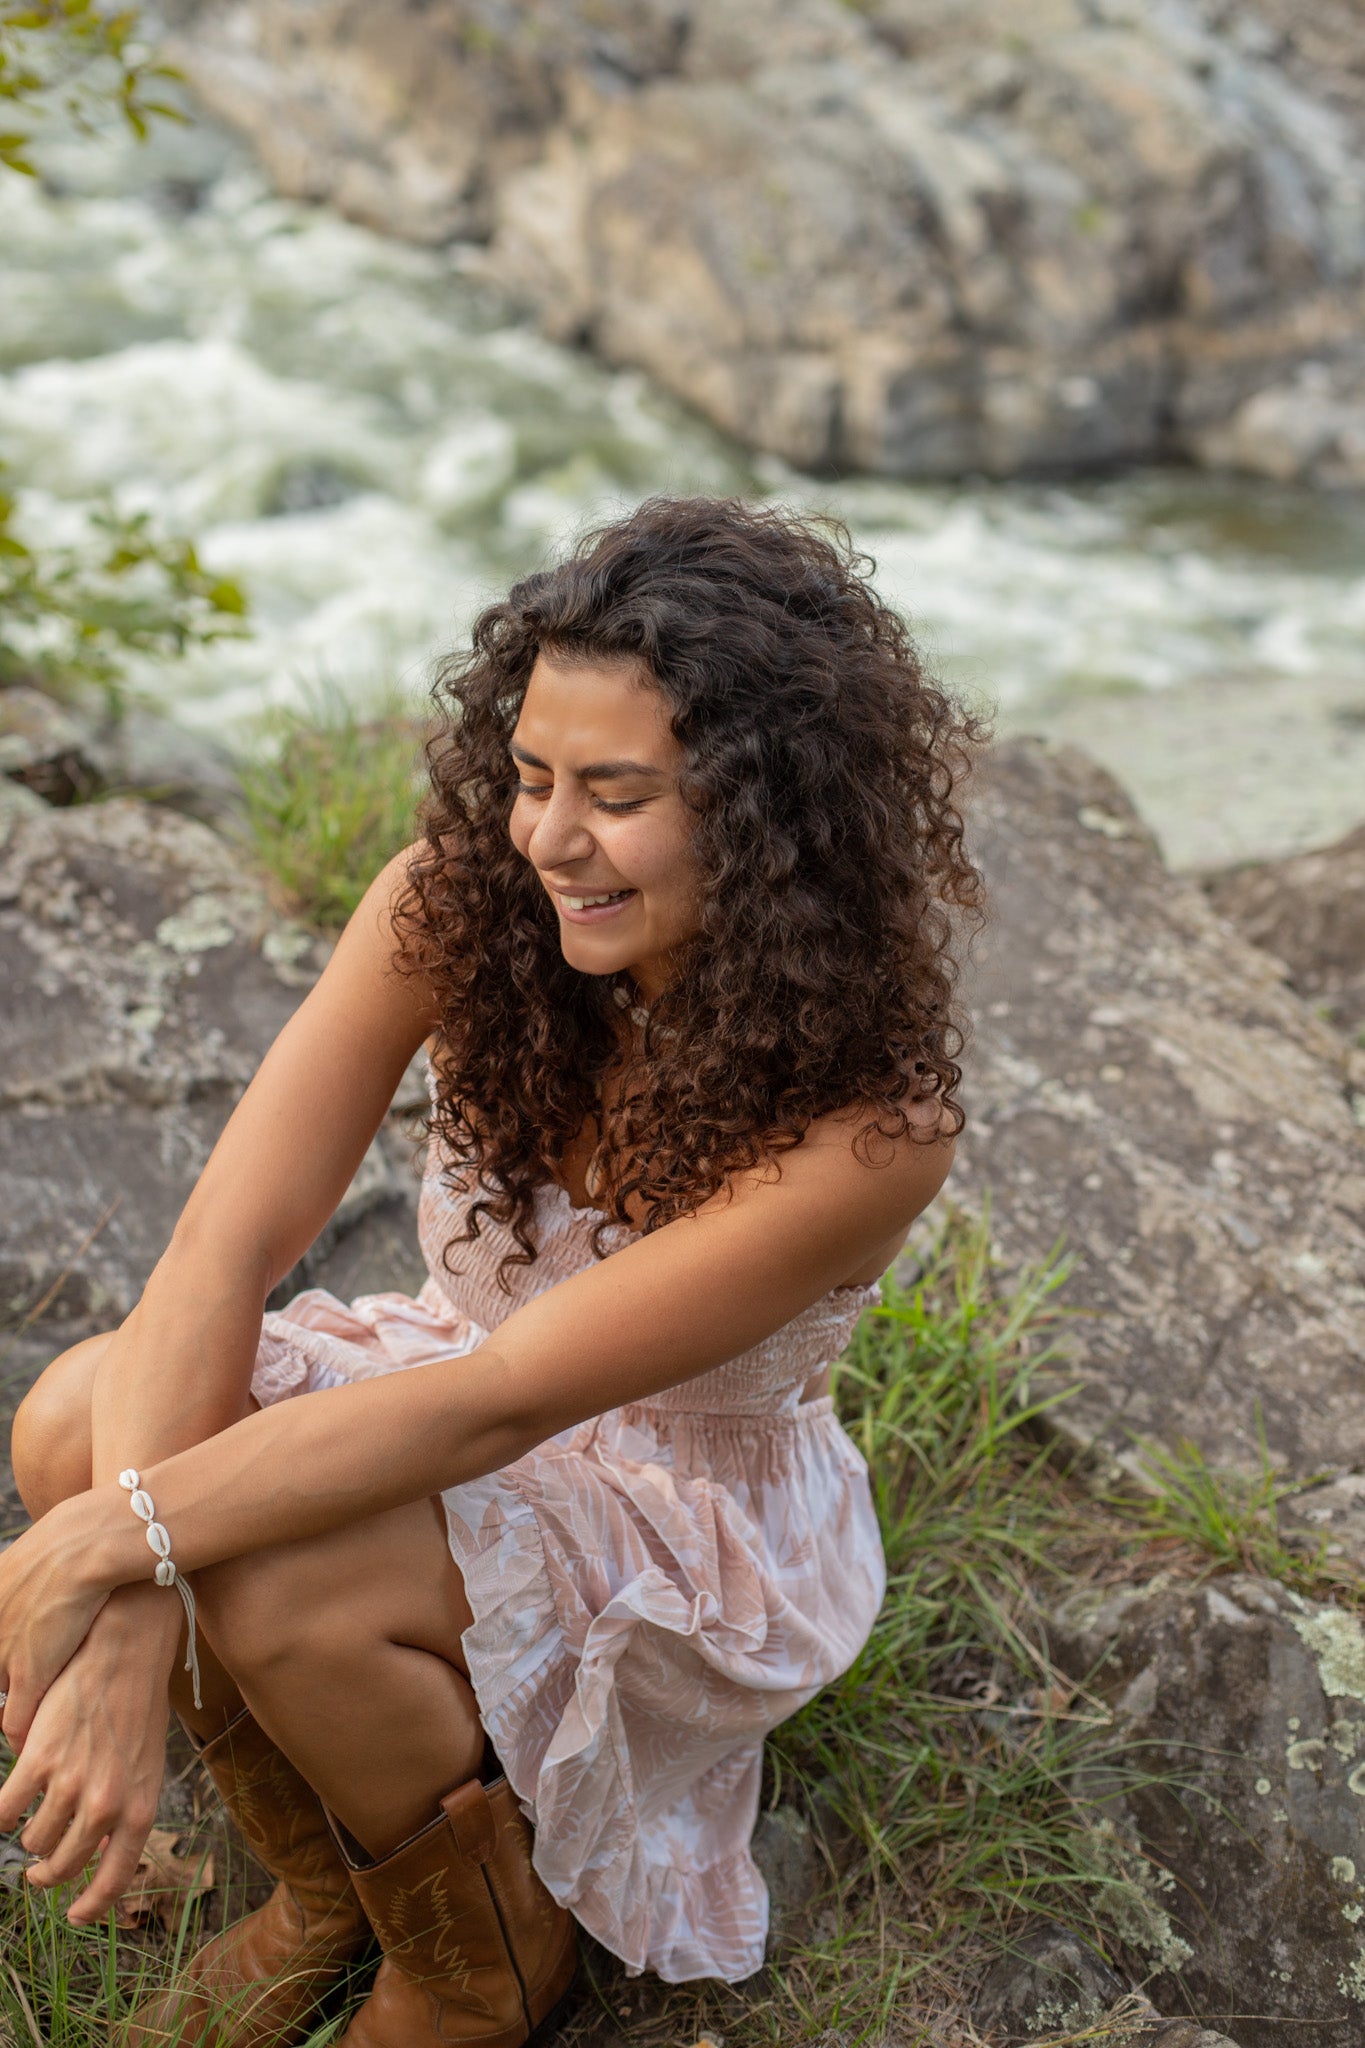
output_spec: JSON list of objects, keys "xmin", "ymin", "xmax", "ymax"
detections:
[{"xmin": 508, "ymin": 650, "xmax": 701, "ymax": 1002}]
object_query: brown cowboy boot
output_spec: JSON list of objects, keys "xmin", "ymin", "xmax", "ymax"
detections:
[
  {"xmin": 328, "ymin": 1772, "xmax": 578, "ymax": 2047},
  {"xmin": 124, "ymin": 1706, "xmax": 372, "ymax": 2048}
]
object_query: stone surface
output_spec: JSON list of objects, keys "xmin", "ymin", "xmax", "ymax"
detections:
[
  {"xmin": 1048, "ymin": 1571, "xmax": 1365, "ymax": 2045},
  {"xmin": 0, "ymin": 684, "xmax": 102, "ymax": 804},
  {"xmin": 974, "ymin": 1922, "xmax": 1128, "ymax": 2041},
  {"xmin": 940, "ymin": 737, "xmax": 1365, "ymax": 1504},
  {"xmin": 163, "ymin": 0, "xmax": 1365, "ymax": 482},
  {"xmin": 0, "ymin": 684, "xmax": 243, "ymax": 826},
  {"xmin": 0, "ymin": 800, "xmax": 423, "ymax": 1432},
  {"xmin": 976, "ymin": 1921, "xmax": 1241, "ymax": 2044},
  {"xmin": 1205, "ymin": 821, "xmax": 1365, "ymax": 1049},
  {"xmin": 82, "ymin": 705, "xmax": 246, "ymax": 830},
  {"xmin": 0, "ymin": 773, "xmax": 45, "ymax": 832},
  {"xmin": 749, "ymin": 1803, "xmax": 825, "ymax": 1956}
]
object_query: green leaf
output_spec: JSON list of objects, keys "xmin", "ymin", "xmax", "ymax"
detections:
[{"xmin": 206, "ymin": 578, "xmax": 247, "ymax": 615}]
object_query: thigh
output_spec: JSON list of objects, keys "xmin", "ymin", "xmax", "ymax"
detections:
[
  {"xmin": 11, "ymin": 1333, "xmax": 262, "ymax": 1518},
  {"xmin": 198, "ymin": 1491, "xmax": 476, "ymax": 1677},
  {"xmin": 10, "ymin": 1331, "xmax": 112, "ymax": 1515}
]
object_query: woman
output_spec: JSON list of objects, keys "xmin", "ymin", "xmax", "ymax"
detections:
[{"xmin": 0, "ymin": 496, "xmax": 982, "ymax": 2046}]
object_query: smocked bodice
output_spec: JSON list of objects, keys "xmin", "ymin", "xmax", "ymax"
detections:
[{"xmin": 417, "ymin": 1137, "xmax": 880, "ymax": 1417}]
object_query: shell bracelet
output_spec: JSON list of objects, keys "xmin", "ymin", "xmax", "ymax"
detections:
[{"xmin": 118, "ymin": 1469, "xmax": 203, "ymax": 1709}]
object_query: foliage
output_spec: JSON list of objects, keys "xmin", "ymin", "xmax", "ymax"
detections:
[
  {"xmin": 0, "ymin": 7, "xmax": 248, "ymax": 711},
  {"xmin": 1120, "ymin": 1409, "xmax": 1354, "ymax": 1607},
  {"xmin": 6, "ymin": 1216, "xmax": 1354, "ymax": 2043},
  {"xmin": 0, "ymin": 1215, "xmax": 1173, "ymax": 2047},
  {"xmin": 237, "ymin": 686, "xmax": 430, "ymax": 927},
  {"xmin": 553, "ymin": 1218, "xmax": 1188, "ymax": 2045},
  {"xmin": 0, "ymin": 474, "xmax": 247, "ymax": 709},
  {"xmin": 0, "ymin": 0, "xmax": 183, "ymax": 175}
]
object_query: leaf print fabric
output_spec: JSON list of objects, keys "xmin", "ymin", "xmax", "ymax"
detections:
[{"xmin": 250, "ymin": 1116, "xmax": 887, "ymax": 1984}]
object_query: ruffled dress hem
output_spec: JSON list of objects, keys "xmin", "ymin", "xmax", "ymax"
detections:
[{"xmin": 442, "ymin": 1462, "xmax": 775, "ymax": 1984}]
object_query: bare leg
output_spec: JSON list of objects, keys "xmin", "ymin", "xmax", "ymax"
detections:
[
  {"xmin": 196, "ymin": 1500, "xmax": 485, "ymax": 1858},
  {"xmin": 12, "ymin": 1336, "xmax": 487, "ymax": 1853},
  {"xmin": 11, "ymin": 1334, "xmax": 246, "ymax": 1737}
]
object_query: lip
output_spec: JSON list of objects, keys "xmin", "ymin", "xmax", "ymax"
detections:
[{"xmin": 551, "ymin": 886, "xmax": 637, "ymax": 926}]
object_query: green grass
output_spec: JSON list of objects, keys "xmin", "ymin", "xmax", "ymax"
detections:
[
  {"xmin": 1119, "ymin": 1414, "xmax": 1339, "ymax": 1596},
  {"xmin": 562, "ymin": 1219, "xmax": 1182, "ymax": 2047},
  {"xmin": 3, "ymin": 1211, "xmax": 1358, "ymax": 2046},
  {"xmin": 236, "ymin": 686, "xmax": 430, "ymax": 928}
]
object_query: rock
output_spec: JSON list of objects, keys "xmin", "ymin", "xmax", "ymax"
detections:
[
  {"xmin": 749, "ymin": 1803, "xmax": 825, "ymax": 1955},
  {"xmin": 941, "ymin": 737, "xmax": 1365, "ymax": 1509},
  {"xmin": 1187, "ymin": 363, "xmax": 1365, "ymax": 490},
  {"xmin": 81, "ymin": 705, "xmax": 245, "ymax": 830},
  {"xmin": 0, "ymin": 773, "xmax": 45, "ymax": 837},
  {"xmin": 0, "ymin": 684, "xmax": 102, "ymax": 804},
  {"xmin": 1140, "ymin": 2032, "xmax": 1240, "ymax": 2048},
  {"xmin": 974, "ymin": 1921, "xmax": 1242, "ymax": 2044},
  {"xmin": 0, "ymin": 684, "xmax": 243, "ymax": 827},
  {"xmin": 1204, "ymin": 821, "xmax": 1365, "ymax": 1049},
  {"xmin": 163, "ymin": 0, "xmax": 1365, "ymax": 483},
  {"xmin": 1111, "ymin": 2031, "xmax": 1237, "ymax": 2048},
  {"xmin": 973, "ymin": 1923, "xmax": 1128, "ymax": 2042},
  {"xmin": 1047, "ymin": 1571, "xmax": 1365, "ymax": 2045},
  {"xmin": 0, "ymin": 798, "xmax": 420, "ymax": 1378}
]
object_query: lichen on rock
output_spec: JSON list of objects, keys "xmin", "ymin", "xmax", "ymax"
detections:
[{"xmin": 1290, "ymin": 1608, "xmax": 1365, "ymax": 1704}]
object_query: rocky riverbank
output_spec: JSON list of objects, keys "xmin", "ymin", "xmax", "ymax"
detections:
[
  {"xmin": 160, "ymin": 0, "xmax": 1365, "ymax": 485},
  {"xmin": 2, "ymin": 676, "xmax": 1362, "ymax": 2040}
]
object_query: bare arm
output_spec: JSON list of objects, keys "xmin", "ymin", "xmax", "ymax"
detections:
[
  {"xmin": 0, "ymin": 848, "xmax": 443, "ymax": 1908},
  {"xmin": 79, "ymin": 1102, "xmax": 955, "ymax": 1589},
  {"xmin": 87, "ymin": 842, "xmax": 440, "ymax": 1490}
]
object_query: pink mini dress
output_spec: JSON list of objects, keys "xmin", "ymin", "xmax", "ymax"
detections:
[{"xmin": 250, "ymin": 1109, "xmax": 887, "ymax": 1984}]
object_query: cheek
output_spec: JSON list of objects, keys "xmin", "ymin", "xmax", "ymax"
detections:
[{"xmin": 621, "ymin": 821, "xmax": 699, "ymax": 916}]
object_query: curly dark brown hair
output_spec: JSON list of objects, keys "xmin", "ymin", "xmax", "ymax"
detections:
[{"xmin": 393, "ymin": 495, "xmax": 988, "ymax": 1285}]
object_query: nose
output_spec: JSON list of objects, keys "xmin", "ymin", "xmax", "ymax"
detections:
[{"xmin": 525, "ymin": 786, "xmax": 598, "ymax": 870}]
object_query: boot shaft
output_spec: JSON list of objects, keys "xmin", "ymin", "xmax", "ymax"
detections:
[
  {"xmin": 196, "ymin": 1709, "xmax": 360, "ymax": 1925},
  {"xmin": 330, "ymin": 1775, "xmax": 576, "ymax": 2045}
]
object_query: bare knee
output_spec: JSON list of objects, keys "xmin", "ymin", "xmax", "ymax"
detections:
[
  {"xmin": 199, "ymin": 1500, "xmax": 471, "ymax": 1689},
  {"xmin": 198, "ymin": 1543, "xmax": 392, "ymax": 1719},
  {"xmin": 10, "ymin": 1332, "xmax": 112, "ymax": 1519}
]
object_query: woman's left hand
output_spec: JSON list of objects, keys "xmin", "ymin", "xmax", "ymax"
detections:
[
  {"xmin": 0, "ymin": 1493, "xmax": 115, "ymax": 1751},
  {"xmin": 0, "ymin": 1586, "xmax": 175, "ymax": 1924}
]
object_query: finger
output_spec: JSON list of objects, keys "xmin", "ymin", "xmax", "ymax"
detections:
[
  {"xmin": 0, "ymin": 1748, "xmax": 42, "ymax": 1834},
  {"xmin": 26, "ymin": 1806, "xmax": 110, "ymax": 1892},
  {"xmin": 19, "ymin": 1781, "xmax": 76, "ymax": 1862},
  {"xmin": 2, "ymin": 1679, "xmax": 44, "ymax": 1755},
  {"xmin": 66, "ymin": 1818, "xmax": 152, "ymax": 1927}
]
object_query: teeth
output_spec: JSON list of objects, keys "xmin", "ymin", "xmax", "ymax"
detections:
[{"xmin": 563, "ymin": 891, "xmax": 628, "ymax": 910}]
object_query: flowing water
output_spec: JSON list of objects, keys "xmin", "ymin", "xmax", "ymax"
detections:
[{"xmin": 4, "ymin": 108, "xmax": 1364, "ymax": 870}]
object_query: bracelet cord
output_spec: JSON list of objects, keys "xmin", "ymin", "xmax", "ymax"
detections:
[{"xmin": 117, "ymin": 1469, "xmax": 203, "ymax": 1711}]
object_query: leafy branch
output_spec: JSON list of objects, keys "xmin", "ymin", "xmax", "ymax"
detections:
[
  {"xmin": 0, "ymin": 471, "xmax": 248, "ymax": 708},
  {"xmin": 0, "ymin": 0, "xmax": 184, "ymax": 176},
  {"xmin": 0, "ymin": 7, "xmax": 250, "ymax": 714}
]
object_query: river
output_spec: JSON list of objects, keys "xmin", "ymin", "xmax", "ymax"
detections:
[{"xmin": 4, "ymin": 105, "xmax": 1364, "ymax": 872}]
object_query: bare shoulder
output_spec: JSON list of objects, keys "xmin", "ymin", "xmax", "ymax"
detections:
[
  {"xmin": 281, "ymin": 841, "xmax": 442, "ymax": 1075},
  {"xmin": 712, "ymin": 1090, "xmax": 957, "ymax": 1243}
]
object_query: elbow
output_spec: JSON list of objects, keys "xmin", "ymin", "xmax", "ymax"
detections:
[{"xmin": 157, "ymin": 1218, "xmax": 277, "ymax": 1309}]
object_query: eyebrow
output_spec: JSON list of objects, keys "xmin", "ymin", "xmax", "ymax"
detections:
[{"xmin": 510, "ymin": 744, "xmax": 663, "ymax": 781}]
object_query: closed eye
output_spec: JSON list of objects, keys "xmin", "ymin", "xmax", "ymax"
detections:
[{"xmin": 515, "ymin": 781, "xmax": 646, "ymax": 815}]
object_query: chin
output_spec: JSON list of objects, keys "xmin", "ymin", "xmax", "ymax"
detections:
[{"xmin": 561, "ymin": 938, "xmax": 630, "ymax": 976}]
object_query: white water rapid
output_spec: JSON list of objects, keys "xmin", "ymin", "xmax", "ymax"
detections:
[{"xmin": 4, "ymin": 108, "xmax": 1364, "ymax": 870}]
